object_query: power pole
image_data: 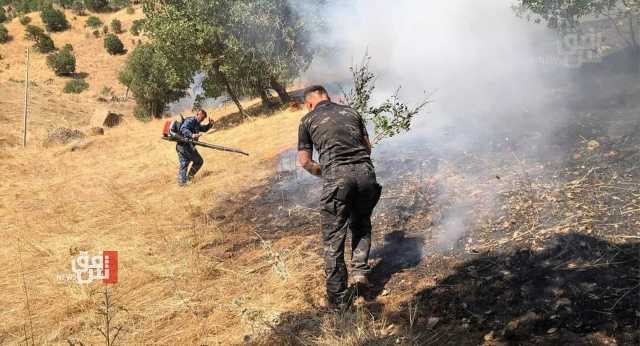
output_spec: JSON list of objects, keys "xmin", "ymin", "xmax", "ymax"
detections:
[{"xmin": 23, "ymin": 48, "xmax": 30, "ymax": 147}]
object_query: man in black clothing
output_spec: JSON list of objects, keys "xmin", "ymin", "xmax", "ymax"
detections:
[{"xmin": 298, "ymin": 85, "xmax": 382, "ymax": 308}]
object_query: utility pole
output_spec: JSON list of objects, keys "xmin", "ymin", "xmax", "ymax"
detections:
[{"xmin": 23, "ymin": 48, "xmax": 30, "ymax": 147}]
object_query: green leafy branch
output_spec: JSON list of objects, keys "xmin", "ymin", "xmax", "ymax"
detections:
[{"xmin": 342, "ymin": 54, "xmax": 430, "ymax": 146}]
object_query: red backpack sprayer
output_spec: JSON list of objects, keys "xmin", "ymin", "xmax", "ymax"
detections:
[{"xmin": 162, "ymin": 116, "xmax": 249, "ymax": 156}]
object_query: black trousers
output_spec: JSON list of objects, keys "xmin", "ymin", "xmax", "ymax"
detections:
[{"xmin": 320, "ymin": 163, "xmax": 382, "ymax": 304}]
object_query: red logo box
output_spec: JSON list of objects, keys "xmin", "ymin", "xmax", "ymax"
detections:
[{"xmin": 102, "ymin": 251, "xmax": 118, "ymax": 284}]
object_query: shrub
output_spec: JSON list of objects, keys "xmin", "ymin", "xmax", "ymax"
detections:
[
  {"xmin": 25, "ymin": 25, "xmax": 44, "ymax": 41},
  {"xmin": 41, "ymin": 6, "xmax": 69, "ymax": 32},
  {"xmin": 84, "ymin": 0, "xmax": 108, "ymax": 12},
  {"xmin": 130, "ymin": 19, "xmax": 143, "ymax": 36},
  {"xmin": 25, "ymin": 24, "xmax": 56, "ymax": 53},
  {"xmin": 110, "ymin": 0, "xmax": 130, "ymax": 9},
  {"xmin": 13, "ymin": 1, "xmax": 40, "ymax": 14},
  {"xmin": 58, "ymin": 0, "xmax": 74, "ymax": 7},
  {"xmin": 100, "ymin": 85, "xmax": 114, "ymax": 98},
  {"xmin": 63, "ymin": 78, "xmax": 89, "ymax": 93},
  {"xmin": 109, "ymin": 19, "xmax": 122, "ymax": 34},
  {"xmin": 102, "ymin": 24, "xmax": 108, "ymax": 34},
  {"xmin": 35, "ymin": 34, "xmax": 56, "ymax": 53},
  {"xmin": 133, "ymin": 105, "xmax": 151, "ymax": 121},
  {"xmin": 63, "ymin": 43, "xmax": 74, "ymax": 51},
  {"xmin": 86, "ymin": 15, "xmax": 102, "ymax": 28},
  {"xmin": 19, "ymin": 16, "xmax": 32, "ymax": 25},
  {"xmin": 57, "ymin": 0, "xmax": 74, "ymax": 8},
  {"xmin": 47, "ymin": 46, "xmax": 76, "ymax": 75},
  {"xmin": 0, "ymin": 25, "xmax": 9, "ymax": 44},
  {"xmin": 72, "ymin": 1, "xmax": 86, "ymax": 15},
  {"xmin": 0, "ymin": 7, "xmax": 7, "ymax": 23},
  {"xmin": 92, "ymin": 29, "xmax": 100, "ymax": 37},
  {"xmin": 104, "ymin": 33, "xmax": 124, "ymax": 54}
]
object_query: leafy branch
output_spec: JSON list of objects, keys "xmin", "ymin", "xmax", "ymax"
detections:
[{"xmin": 342, "ymin": 54, "xmax": 430, "ymax": 145}]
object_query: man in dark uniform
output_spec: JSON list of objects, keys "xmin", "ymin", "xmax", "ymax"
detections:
[
  {"xmin": 298, "ymin": 85, "xmax": 382, "ymax": 308},
  {"xmin": 177, "ymin": 109, "xmax": 214, "ymax": 186}
]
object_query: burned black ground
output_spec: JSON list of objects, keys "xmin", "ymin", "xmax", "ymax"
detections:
[{"xmin": 209, "ymin": 76, "xmax": 640, "ymax": 345}]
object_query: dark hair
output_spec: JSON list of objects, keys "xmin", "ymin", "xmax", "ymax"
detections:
[
  {"xmin": 196, "ymin": 109, "xmax": 207, "ymax": 117},
  {"xmin": 304, "ymin": 85, "xmax": 329, "ymax": 99}
]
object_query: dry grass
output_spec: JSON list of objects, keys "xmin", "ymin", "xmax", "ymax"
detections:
[
  {"xmin": 0, "ymin": 5, "xmax": 461, "ymax": 346},
  {"xmin": 0, "ymin": 97, "xmax": 325, "ymax": 344},
  {"xmin": 0, "ymin": 7, "xmax": 350, "ymax": 345}
]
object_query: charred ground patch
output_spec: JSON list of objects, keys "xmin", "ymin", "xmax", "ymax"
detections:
[{"xmin": 205, "ymin": 93, "xmax": 639, "ymax": 344}]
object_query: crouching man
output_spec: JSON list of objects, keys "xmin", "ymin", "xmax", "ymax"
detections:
[
  {"xmin": 177, "ymin": 109, "xmax": 214, "ymax": 186},
  {"xmin": 297, "ymin": 85, "xmax": 382, "ymax": 309}
]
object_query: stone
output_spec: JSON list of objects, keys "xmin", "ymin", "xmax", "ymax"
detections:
[
  {"xmin": 88, "ymin": 127, "xmax": 104, "ymax": 136},
  {"xmin": 91, "ymin": 108, "xmax": 123, "ymax": 128}
]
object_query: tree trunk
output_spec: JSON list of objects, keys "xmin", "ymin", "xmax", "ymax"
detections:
[
  {"xmin": 269, "ymin": 77, "xmax": 291, "ymax": 104},
  {"xmin": 628, "ymin": 13, "xmax": 640, "ymax": 75},
  {"xmin": 629, "ymin": 13, "xmax": 638, "ymax": 52},
  {"xmin": 258, "ymin": 87, "xmax": 275, "ymax": 108},
  {"xmin": 216, "ymin": 66, "xmax": 247, "ymax": 118}
]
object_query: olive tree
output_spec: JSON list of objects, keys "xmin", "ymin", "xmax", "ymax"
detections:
[
  {"xmin": 119, "ymin": 43, "xmax": 188, "ymax": 118},
  {"xmin": 143, "ymin": 0, "xmax": 317, "ymax": 116},
  {"xmin": 516, "ymin": 0, "xmax": 640, "ymax": 52}
]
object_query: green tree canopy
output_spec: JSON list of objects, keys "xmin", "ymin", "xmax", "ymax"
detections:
[
  {"xmin": 130, "ymin": 18, "xmax": 143, "ymax": 36},
  {"xmin": 516, "ymin": 0, "xmax": 640, "ymax": 50},
  {"xmin": 35, "ymin": 33, "xmax": 55, "ymax": 53},
  {"xmin": 0, "ymin": 24, "xmax": 10, "ymax": 43},
  {"xmin": 0, "ymin": 7, "xmax": 7, "ymax": 23},
  {"xmin": 24, "ymin": 24, "xmax": 44, "ymax": 40},
  {"xmin": 143, "ymin": 0, "xmax": 318, "ymax": 116},
  {"xmin": 104, "ymin": 33, "xmax": 124, "ymax": 54},
  {"xmin": 86, "ymin": 15, "xmax": 102, "ymax": 28},
  {"xmin": 47, "ymin": 44, "xmax": 76, "ymax": 75},
  {"xmin": 41, "ymin": 5, "xmax": 69, "ymax": 32},
  {"xmin": 83, "ymin": 0, "xmax": 108, "ymax": 12},
  {"xmin": 109, "ymin": 18, "xmax": 122, "ymax": 34},
  {"xmin": 119, "ymin": 43, "xmax": 189, "ymax": 118},
  {"xmin": 221, "ymin": 0, "xmax": 315, "ymax": 105}
]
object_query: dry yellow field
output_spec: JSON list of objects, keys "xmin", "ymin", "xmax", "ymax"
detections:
[
  {"xmin": 0, "ymin": 7, "xmax": 332, "ymax": 345},
  {"xmin": 0, "ymin": 108, "xmax": 322, "ymax": 344}
]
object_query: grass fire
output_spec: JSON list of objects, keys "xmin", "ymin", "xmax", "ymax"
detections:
[{"xmin": 0, "ymin": 0, "xmax": 638, "ymax": 345}]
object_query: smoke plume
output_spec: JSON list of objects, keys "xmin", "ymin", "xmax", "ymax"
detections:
[{"xmin": 288, "ymin": 0, "xmax": 577, "ymax": 251}]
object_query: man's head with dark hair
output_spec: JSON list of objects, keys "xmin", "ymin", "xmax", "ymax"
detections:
[
  {"xmin": 195, "ymin": 109, "xmax": 208, "ymax": 123},
  {"xmin": 304, "ymin": 85, "xmax": 331, "ymax": 111}
]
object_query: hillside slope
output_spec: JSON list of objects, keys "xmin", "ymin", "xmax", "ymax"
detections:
[
  {"xmin": 0, "ymin": 7, "xmax": 143, "ymax": 146},
  {"xmin": 0, "ymin": 7, "xmax": 313, "ymax": 345},
  {"xmin": 1, "ymin": 106, "xmax": 308, "ymax": 344},
  {"xmin": 1, "ymin": 6, "xmax": 638, "ymax": 346}
]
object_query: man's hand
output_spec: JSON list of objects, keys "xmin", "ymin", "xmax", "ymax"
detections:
[
  {"xmin": 192, "ymin": 133, "xmax": 203, "ymax": 139},
  {"xmin": 298, "ymin": 150, "xmax": 321, "ymax": 177}
]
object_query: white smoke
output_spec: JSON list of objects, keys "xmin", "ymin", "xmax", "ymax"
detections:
[
  {"xmin": 296, "ymin": 0, "xmax": 572, "ymax": 152},
  {"xmin": 290, "ymin": 0, "xmax": 576, "ymax": 249}
]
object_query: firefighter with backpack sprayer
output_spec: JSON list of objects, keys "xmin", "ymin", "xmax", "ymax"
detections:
[
  {"xmin": 161, "ymin": 109, "xmax": 250, "ymax": 186},
  {"xmin": 174, "ymin": 109, "xmax": 214, "ymax": 186}
]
